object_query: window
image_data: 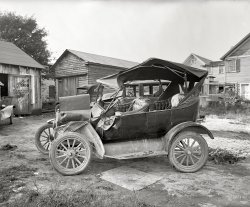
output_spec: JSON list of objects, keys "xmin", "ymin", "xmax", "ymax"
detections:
[
  {"xmin": 125, "ymin": 86, "xmax": 138, "ymax": 97},
  {"xmin": 190, "ymin": 57, "xmax": 196, "ymax": 65},
  {"xmin": 227, "ymin": 60, "xmax": 236, "ymax": 72},
  {"xmin": 219, "ymin": 65, "xmax": 224, "ymax": 74},
  {"xmin": 240, "ymin": 83, "xmax": 250, "ymax": 100}
]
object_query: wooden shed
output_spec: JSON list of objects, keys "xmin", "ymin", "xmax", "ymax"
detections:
[
  {"xmin": 0, "ymin": 41, "xmax": 44, "ymax": 115},
  {"xmin": 52, "ymin": 50, "xmax": 138, "ymax": 99}
]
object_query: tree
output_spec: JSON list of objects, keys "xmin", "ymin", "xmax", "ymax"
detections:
[{"xmin": 0, "ymin": 12, "xmax": 51, "ymax": 65}]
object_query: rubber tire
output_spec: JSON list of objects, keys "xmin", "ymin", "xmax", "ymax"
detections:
[
  {"xmin": 168, "ymin": 131, "xmax": 208, "ymax": 173},
  {"xmin": 35, "ymin": 123, "xmax": 54, "ymax": 155},
  {"xmin": 49, "ymin": 132, "xmax": 92, "ymax": 176}
]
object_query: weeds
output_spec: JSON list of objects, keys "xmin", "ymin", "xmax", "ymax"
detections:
[
  {"xmin": 0, "ymin": 144, "xmax": 17, "ymax": 151},
  {"xmin": 200, "ymin": 101, "xmax": 250, "ymax": 123},
  {"xmin": 0, "ymin": 165, "xmax": 37, "ymax": 204},
  {"xmin": 208, "ymin": 147, "xmax": 246, "ymax": 164},
  {"xmin": 7, "ymin": 188, "xmax": 154, "ymax": 207}
]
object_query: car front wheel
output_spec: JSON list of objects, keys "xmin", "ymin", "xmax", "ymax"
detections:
[
  {"xmin": 49, "ymin": 132, "xmax": 92, "ymax": 176},
  {"xmin": 168, "ymin": 131, "xmax": 208, "ymax": 173}
]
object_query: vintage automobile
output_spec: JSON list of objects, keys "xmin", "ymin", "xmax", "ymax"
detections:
[
  {"xmin": 35, "ymin": 81, "xmax": 166, "ymax": 154},
  {"xmin": 48, "ymin": 58, "xmax": 214, "ymax": 175}
]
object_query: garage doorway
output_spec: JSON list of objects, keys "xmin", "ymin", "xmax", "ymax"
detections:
[{"xmin": 0, "ymin": 73, "xmax": 8, "ymax": 98}]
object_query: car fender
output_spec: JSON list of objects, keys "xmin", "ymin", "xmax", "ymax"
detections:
[
  {"xmin": 164, "ymin": 121, "xmax": 214, "ymax": 153},
  {"xmin": 56, "ymin": 121, "xmax": 105, "ymax": 159}
]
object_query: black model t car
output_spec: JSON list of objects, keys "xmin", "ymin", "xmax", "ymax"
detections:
[{"xmin": 48, "ymin": 58, "xmax": 214, "ymax": 175}]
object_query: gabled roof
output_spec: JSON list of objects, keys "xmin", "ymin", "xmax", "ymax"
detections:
[
  {"xmin": 221, "ymin": 33, "xmax": 250, "ymax": 60},
  {"xmin": 183, "ymin": 53, "xmax": 212, "ymax": 65},
  {"xmin": 194, "ymin": 54, "xmax": 212, "ymax": 64},
  {"xmin": 54, "ymin": 49, "xmax": 138, "ymax": 69},
  {"xmin": 0, "ymin": 41, "xmax": 44, "ymax": 69}
]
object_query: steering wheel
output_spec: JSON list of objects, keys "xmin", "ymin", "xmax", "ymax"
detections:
[{"xmin": 127, "ymin": 99, "xmax": 136, "ymax": 111}]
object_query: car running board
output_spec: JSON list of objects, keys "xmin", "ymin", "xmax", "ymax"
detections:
[{"xmin": 104, "ymin": 150, "xmax": 167, "ymax": 160}]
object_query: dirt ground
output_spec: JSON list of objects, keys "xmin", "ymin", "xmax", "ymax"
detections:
[{"xmin": 0, "ymin": 113, "xmax": 250, "ymax": 207}]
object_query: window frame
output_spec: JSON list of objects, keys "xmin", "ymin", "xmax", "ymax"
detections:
[
  {"xmin": 227, "ymin": 60, "xmax": 236, "ymax": 73},
  {"xmin": 240, "ymin": 83, "xmax": 250, "ymax": 100}
]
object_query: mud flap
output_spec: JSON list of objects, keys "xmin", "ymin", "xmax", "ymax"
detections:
[
  {"xmin": 55, "ymin": 121, "xmax": 105, "ymax": 159},
  {"xmin": 164, "ymin": 121, "xmax": 214, "ymax": 153}
]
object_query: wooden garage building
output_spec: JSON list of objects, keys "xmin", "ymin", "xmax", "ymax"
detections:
[
  {"xmin": 52, "ymin": 50, "xmax": 138, "ymax": 99},
  {"xmin": 0, "ymin": 41, "xmax": 44, "ymax": 115}
]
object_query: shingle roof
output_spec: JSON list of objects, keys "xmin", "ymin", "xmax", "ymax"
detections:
[
  {"xmin": 0, "ymin": 41, "xmax": 44, "ymax": 69},
  {"xmin": 193, "ymin": 54, "xmax": 212, "ymax": 64},
  {"xmin": 68, "ymin": 49, "xmax": 138, "ymax": 69},
  {"xmin": 221, "ymin": 33, "xmax": 250, "ymax": 60}
]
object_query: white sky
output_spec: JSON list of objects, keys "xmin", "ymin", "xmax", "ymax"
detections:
[{"xmin": 0, "ymin": 0, "xmax": 250, "ymax": 63}]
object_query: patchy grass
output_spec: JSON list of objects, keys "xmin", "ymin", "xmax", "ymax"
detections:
[
  {"xmin": 200, "ymin": 101, "xmax": 250, "ymax": 123},
  {"xmin": 211, "ymin": 130, "xmax": 250, "ymax": 141},
  {"xmin": 208, "ymin": 147, "xmax": 246, "ymax": 164},
  {"xmin": 0, "ymin": 165, "xmax": 37, "ymax": 204},
  {"xmin": 7, "ymin": 188, "xmax": 155, "ymax": 207}
]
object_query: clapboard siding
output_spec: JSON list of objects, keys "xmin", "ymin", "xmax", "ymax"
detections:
[
  {"xmin": 88, "ymin": 64, "xmax": 124, "ymax": 85},
  {"xmin": 225, "ymin": 56, "xmax": 250, "ymax": 83},
  {"xmin": 54, "ymin": 53, "xmax": 88, "ymax": 78},
  {"xmin": 53, "ymin": 50, "xmax": 138, "ymax": 98},
  {"xmin": 210, "ymin": 65, "xmax": 225, "ymax": 83},
  {"xmin": 78, "ymin": 75, "xmax": 88, "ymax": 87}
]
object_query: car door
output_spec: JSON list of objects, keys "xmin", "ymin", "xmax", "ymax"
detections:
[
  {"xmin": 116, "ymin": 112, "xmax": 148, "ymax": 140},
  {"xmin": 107, "ymin": 108, "xmax": 171, "ymax": 141},
  {"xmin": 146, "ymin": 109, "xmax": 172, "ymax": 138}
]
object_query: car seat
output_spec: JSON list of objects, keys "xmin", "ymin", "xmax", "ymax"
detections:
[{"xmin": 116, "ymin": 98, "xmax": 150, "ymax": 116}]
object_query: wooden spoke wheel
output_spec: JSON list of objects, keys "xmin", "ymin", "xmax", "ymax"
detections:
[
  {"xmin": 35, "ymin": 123, "xmax": 54, "ymax": 155},
  {"xmin": 49, "ymin": 132, "xmax": 92, "ymax": 176},
  {"xmin": 169, "ymin": 131, "xmax": 208, "ymax": 173}
]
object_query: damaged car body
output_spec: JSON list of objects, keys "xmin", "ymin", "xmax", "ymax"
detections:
[{"xmin": 48, "ymin": 58, "xmax": 214, "ymax": 176}]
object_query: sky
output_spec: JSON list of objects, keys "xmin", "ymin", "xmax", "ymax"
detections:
[{"xmin": 0, "ymin": 0, "xmax": 250, "ymax": 64}]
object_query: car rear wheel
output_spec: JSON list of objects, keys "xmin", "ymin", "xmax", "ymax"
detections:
[
  {"xmin": 35, "ymin": 123, "xmax": 54, "ymax": 155},
  {"xmin": 49, "ymin": 132, "xmax": 92, "ymax": 176},
  {"xmin": 168, "ymin": 131, "xmax": 208, "ymax": 173}
]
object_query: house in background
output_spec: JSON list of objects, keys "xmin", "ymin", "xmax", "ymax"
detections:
[
  {"xmin": 183, "ymin": 53, "xmax": 214, "ymax": 103},
  {"xmin": 184, "ymin": 33, "xmax": 250, "ymax": 102},
  {"xmin": 220, "ymin": 32, "xmax": 250, "ymax": 100},
  {"xmin": 52, "ymin": 49, "xmax": 138, "ymax": 99},
  {"xmin": 0, "ymin": 41, "xmax": 44, "ymax": 115},
  {"xmin": 183, "ymin": 53, "xmax": 212, "ymax": 70}
]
